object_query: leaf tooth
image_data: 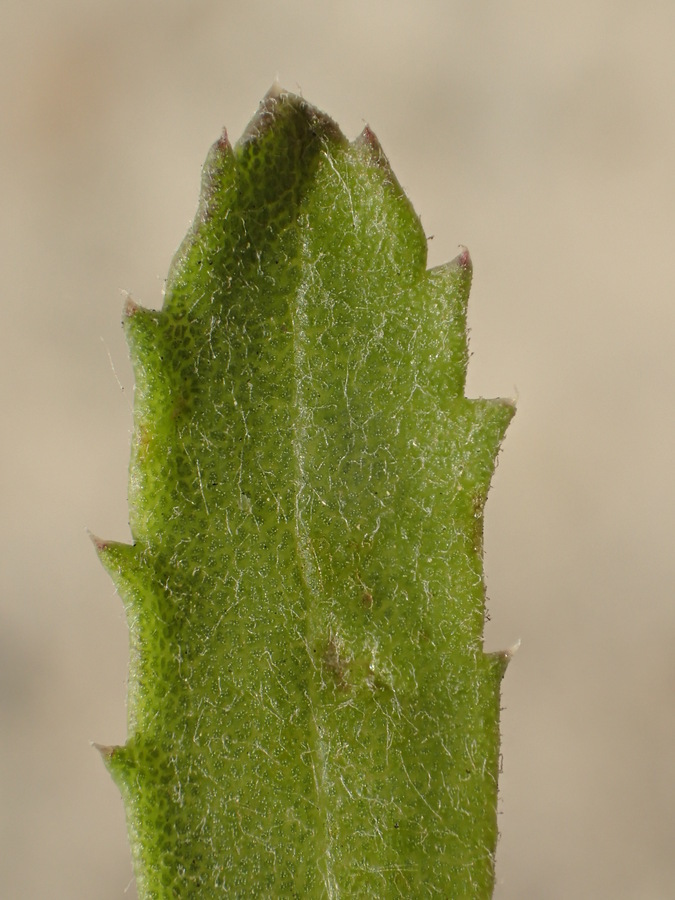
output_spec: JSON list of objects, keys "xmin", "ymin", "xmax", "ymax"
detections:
[
  {"xmin": 486, "ymin": 640, "xmax": 520, "ymax": 681},
  {"xmin": 122, "ymin": 298, "xmax": 159, "ymax": 334},
  {"xmin": 94, "ymin": 741, "xmax": 135, "ymax": 790},
  {"xmin": 471, "ymin": 395, "xmax": 516, "ymax": 446},
  {"xmin": 92, "ymin": 741, "xmax": 119, "ymax": 764},
  {"xmin": 451, "ymin": 244, "xmax": 472, "ymax": 272},
  {"xmin": 87, "ymin": 531, "xmax": 110, "ymax": 554},
  {"xmin": 92, "ymin": 535, "xmax": 137, "ymax": 566},
  {"xmin": 426, "ymin": 247, "xmax": 473, "ymax": 312},
  {"xmin": 121, "ymin": 300, "xmax": 162, "ymax": 378},
  {"xmin": 92, "ymin": 537, "xmax": 150, "ymax": 651},
  {"xmin": 161, "ymin": 128, "xmax": 236, "ymax": 299},
  {"xmin": 215, "ymin": 126, "xmax": 231, "ymax": 153},
  {"xmin": 93, "ymin": 538, "xmax": 145, "ymax": 610},
  {"xmin": 454, "ymin": 397, "xmax": 515, "ymax": 508},
  {"xmin": 122, "ymin": 293, "xmax": 139, "ymax": 319},
  {"xmin": 353, "ymin": 123, "xmax": 411, "ymax": 199},
  {"xmin": 199, "ymin": 126, "xmax": 235, "ymax": 197},
  {"xmin": 354, "ymin": 124, "xmax": 388, "ymax": 166}
]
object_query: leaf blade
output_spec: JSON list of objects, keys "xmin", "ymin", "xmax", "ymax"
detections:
[{"xmin": 101, "ymin": 89, "xmax": 513, "ymax": 897}]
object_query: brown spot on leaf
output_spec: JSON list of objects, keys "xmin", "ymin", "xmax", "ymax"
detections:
[
  {"xmin": 323, "ymin": 637, "xmax": 350, "ymax": 689},
  {"xmin": 134, "ymin": 423, "xmax": 153, "ymax": 461},
  {"xmin": 171, "ymin": 395, "xmax": 191, "ymax": 420},
  {"xmin": 471, "ymin": 493, "xmax": 486, "ymax": 553}
]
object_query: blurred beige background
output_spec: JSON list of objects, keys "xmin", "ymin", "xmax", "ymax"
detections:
[{"xmin": 2, "ymin": 1, "xmax": 674, "ymax": 897}]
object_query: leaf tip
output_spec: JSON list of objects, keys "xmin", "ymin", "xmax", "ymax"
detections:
[
  {"xmin": 263, "ymin": 77, "xmax": 286, "ymax": 102},
  {"xmin": 240, "ymin": 85, "xmax": 346, "ymax": 153},
  {"xmin": 242, "ymin": 81, "xmax": 292, "ymax": 143}
]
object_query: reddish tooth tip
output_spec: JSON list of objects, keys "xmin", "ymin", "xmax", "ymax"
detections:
[
  {"xmin": 216, "ymin": 127, "xmax": 230, "ymax": 150},
  {"xmin": 456, "ymin": 245, "xmax": 471, "ymax": 268},
  {"xmin": 92, "ymin": 742, "xmax": 115, "ymax": 760},
  {"xmin": 360, "ymin": 124, "xmax": 377, "ymax": 144},
  {"xmin": 356, "ymin": 124, "xmax": 383, "ymax": 154},
  {"xmin": 88, "ymin": 532, "xmax": 108, "ymax": 552},
  {"xmin": 123, "ymin": 295, "xmax": 139, "ymax": 317}
]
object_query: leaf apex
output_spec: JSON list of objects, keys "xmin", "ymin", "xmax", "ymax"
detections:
[
  {"xmin": 240, "ymin": 86, "xmax": 345, "ymax": 149},
  {"xmin": 263, "ymin": 77, "xmax": 286, "ymax": 101}
]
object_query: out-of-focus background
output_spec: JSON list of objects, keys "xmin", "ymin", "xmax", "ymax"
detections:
[{"xmin": 2, "ymin": 1, "xmax": 674, "ymax": 897}]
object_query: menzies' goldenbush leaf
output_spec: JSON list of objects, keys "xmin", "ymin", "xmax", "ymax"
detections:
[{"xmin": 96, "ymin": 86, "xmax": 514, "ymax": 898}]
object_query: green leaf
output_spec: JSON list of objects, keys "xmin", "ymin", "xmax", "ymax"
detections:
[{"xmin": 97, "ymin": 86, "xmax": 514, "ymax": 898}]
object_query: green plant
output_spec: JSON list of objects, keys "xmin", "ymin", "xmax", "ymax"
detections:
[{"xmin": 95, "ymin": 85, "xmax": 514, "ymax": 898}]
